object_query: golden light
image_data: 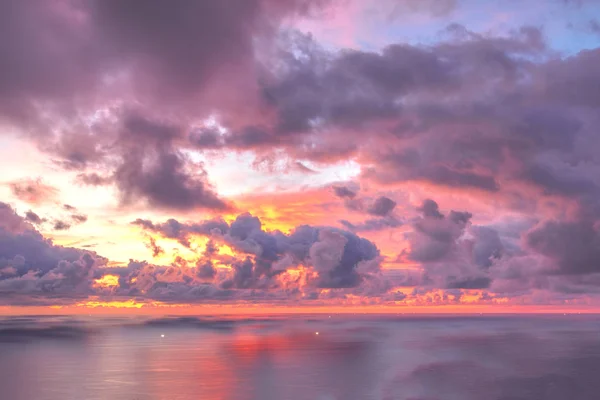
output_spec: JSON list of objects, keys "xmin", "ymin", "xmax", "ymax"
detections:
[
  {"xmin": 93, "ymin": 274, "xmax": 119, "ymax": 289},
  {"xmin": 77, "ymin": 299, "xmax": 146, "ymax": 309},
  {"xmin": 218, "ymin": 244, "xmax": 236, "ymax": 257}
]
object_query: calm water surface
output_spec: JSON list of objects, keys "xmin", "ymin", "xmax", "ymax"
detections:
[{"xmin": 1, "ymin": 314, "xmax": 600, "ymax": 400}]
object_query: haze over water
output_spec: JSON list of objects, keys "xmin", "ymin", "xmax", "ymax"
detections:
[{"xmin": 2, "ymin": 314, "xmax": 600, "ymax": 400}]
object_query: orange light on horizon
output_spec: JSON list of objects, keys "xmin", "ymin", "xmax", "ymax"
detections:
[
  {"xmin": 77, "ymin": 299, "xmax": 145, "ymax": 308},
  {"xmin": 3, "ymin": 301, "xmax": 600, "ymax": 316}
]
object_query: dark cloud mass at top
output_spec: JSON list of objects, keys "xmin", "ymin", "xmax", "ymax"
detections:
[{"xmin": 1, "ymin": 0, "xmax": 600, "ymax": 306}]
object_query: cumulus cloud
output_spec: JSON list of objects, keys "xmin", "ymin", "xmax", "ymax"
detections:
[
  {"xmin": 0, "ymin": 202, "xmax": 107, "ymax": 304},
  {"xmin": 134, "ymin": 212, "xmax": 383, "ymax": 291},
  {"xmin": 0, "ymin": 202, "xmax": 395, "ymax": 305},
  {"xmin": 398, "ymin": 199, "xmax": 504, "ymax": 290}
]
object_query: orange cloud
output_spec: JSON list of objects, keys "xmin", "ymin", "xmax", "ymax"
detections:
[{"xmin": 8, "ymin": 178, "xmax": 59, "ymax": 205}]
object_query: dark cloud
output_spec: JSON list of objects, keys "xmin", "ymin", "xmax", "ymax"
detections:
[
  {"xmin": 367, "ymin": 196, "xmax": 396, "ymax": 216},
  {"xmin": 195, "ymin": 260, "xmax": 217, "ymax": 281},
  {"xmin": 418, "ymin": 199, "xmax": 444, "ymax": 219},
  {"xmin": 87, "ymin": 0, "xmax": 327, "ymax": 96},
  {"xmin": 445, "ymin": 276, "xmax": 491, "ymax": 289},
  {"xmin": 401, "ymin": 199, "xmax": 506, "ymax": 290},
  {"xmin": 132, "ymin": 217, "xmax": 229, "ymax": 247},
  {"xmin": 520, "ymin": 163, "xmax": 598, "ymax": 197},
  {"xmin": 409, "ymin": 200, "xmax": 472, "ymax": 263},
  {"xmin": 145, "ymin": 236, "xmax": 164, "ymax": 258},
  {"xmin": 113, "ymin": 114, "xmax": 232, "ymax": 212},
  {"xmin": 71, "ymin": 214, "xmax": 88, "ymax": 224},
  {"xmin": 189, "ymin": 127, "xmax": 223, "ymax": 148},
  {"xmin": 53, "ymin": 221, "xmax": 71, "ymax": 231},
  {"xmin": 471, "ymin": 226, "xmax": 503, "ymax": 268},
  {"xmin": 365, "ymin": 150, "xmax": 500, "ymax": 191},
  {"xmin": 0, "ymin": 0, "xmax": 330, "ymax": 127},
  {"xmin": 340, "ymin": 216, "xmax": 402, "ymax": 232},
  {"xmin": 333, "ymin": 185, "xmax": 357, "ymax": 199},
  {"xmin": 526, "ymin": 220, "xmax": 600, "ymax": 275},
  {"xmin": 24, "ymin": 211, "xmax": 43, "ymax": 225},
  {"xmin": 76, "ymin": 173, "xmax": 112, "ymax": 186},
  {"xmin": 115, "ymin": 145, "xmax": 230, "ymax": 211},
  {"xmin": 332, "ymin": 186, "xmax": 400, "ymax": 230},
  {"xmin": 240, "ymin": 27, "xmax": 543, "ymax": 155}
]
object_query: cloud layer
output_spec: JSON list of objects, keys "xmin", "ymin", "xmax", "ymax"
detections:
[{"xmin": 1, "ymin": 0, "xmax": 600, "ymax": 308}]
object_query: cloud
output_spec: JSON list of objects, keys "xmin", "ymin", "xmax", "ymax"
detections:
[
  {"xmin": 340, "ymin": 216, "xmax": 402, "ymax": 232},
  {"xmin": 399, "ymin": 199, "xmax": 505, "ymax": 290},
  {"xmin": 112, "ymin": 113, "xmax": 232, "ymax": 212},
  {"xmin": 53, "ymin": 220, "xmax": 71, "ymax": 231},
  {"xmin": 76, "ymin": 173, "xmax": 112, "ymax": 186},
  {"xmin": 418, "ymin": 199, "xmax": 444, "ymax": 219},
  {"xmin": 0, "ymin": 0, "xmax": 333, "ymax": 214},
  {"xmin": 145, "ymin": 236, "xmax": 164, "ymax": 258},
  {"xmin": 132, "ymin": 217, "xmax": 229, "ymax": 247},
  {"xmin": 135, "ymin": 212, "xmax": 382, "ymax": 290},
  {"xmin": 0, "ymin": 0, "xmax": 330, "ymax": 126},
  {"xmin": 526, "ymin": 220, "xmax": 600, "ymax": 275},
  {"xmin": 332, "ymin": 184, "xmax": 358, "ymax": 199},
  {"xmin": 9, "ymin": 178, "xmax": 59, "ymax": 205},
  {"xmin": 71, "ymin": 214, "xmax": 88, "ymax": 224},
  {"xmin": 367, "ymin": 196, "xmax": 397, "ymax": 216},
  {"xmin": 24, "ymin": 211, "xmax": 43, "ymax": 225},
  {"xmin": 2, "ymin": 1, "xmax": 600, "ymax": 306},
  {"xmin": 0, "ymin": 203, "xmax": 107, "ymax": 304}
]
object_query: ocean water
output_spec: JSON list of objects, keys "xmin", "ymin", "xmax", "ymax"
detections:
[{"xmin": 1, "ymin": 314, "xmax": 600, "ymax": 400}]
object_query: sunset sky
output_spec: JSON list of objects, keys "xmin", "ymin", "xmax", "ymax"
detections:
[{"xmin": 2, "ymin": 0, "xmax": 600, "ymax": 313}]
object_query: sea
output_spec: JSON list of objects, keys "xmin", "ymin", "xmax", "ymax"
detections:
[{"xmin": 1, "ymin": 313, "xmax": 599, "ymax": 400}]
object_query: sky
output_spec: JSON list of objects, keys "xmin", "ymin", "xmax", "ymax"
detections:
[{"xmin": 1, "ymin": 0, "xmax": 600, "ymax": 313}]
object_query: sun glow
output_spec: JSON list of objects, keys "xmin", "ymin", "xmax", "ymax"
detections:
[
  {"xmin": 93, "ymin": 274, "xmax": 119, "ymax": 289},
  {"xmin": 74, "ymin": 297, "xmax": 188, "ymax": 309}
]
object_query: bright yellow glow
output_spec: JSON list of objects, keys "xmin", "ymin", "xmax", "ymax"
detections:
[
  {"xmin": 76, "ymin": 299, "xmax": 147, "ymax": 309},
  {"xmin": 285, "ymin": 268, "xmax": 303, "ymax": 279},
  {"xmin": 218, "ymin": 244, "xmax": 235, "ymax": 257},
  {"xmin": 93, "ymin": 274, "xmax": 119, "ymax": 289}
]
